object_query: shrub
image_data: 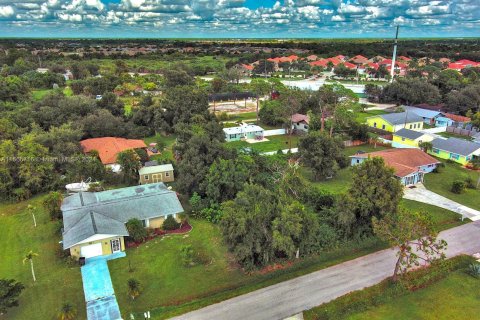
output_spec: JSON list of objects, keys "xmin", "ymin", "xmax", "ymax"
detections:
[
  {"xmin": 43, "ymin": 191, "xmax": 64, "ymax": 220},
  {"xmin": 200, "ymin": 204, "xmax": 223, "ymax": 223},
  {"xmin": 451, "ymin": 180, "xmax": 465, "ymax": 194},
  {"xmin": 162, "ymin": 215, "xmax": 180, "ymax": 230},
  {"xmin": 127, "ymin": 278, "xmax": 141, "ymax": 300},
  {"xmin": 58, "ymin": 302, "xmax": 77, "ymax": 320},
  {"xmin": 180, "ymin": 245, "xmax": 194, "ymax": 267},
  {"xmin": 12, "ymin": 187, "xmax": 31, "ymax": 202},
  {"xmin": 464, "ymin": 176, "xmax": 476, "ymax": 189},
  {"xmin": 467, "ymin": 263, "xmax": 480, "ymax": 279},
  {"xmin": 126, "ymin": 218, "xmax": 147, "ymax": 242},
  {"xmin": 189, "ymin": 192, "xmax": 207, "ymax": 216}
]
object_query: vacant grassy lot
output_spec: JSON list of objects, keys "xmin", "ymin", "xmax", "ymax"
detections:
[
  {"xmin": 31, "ymin": 86, "xmax": 73, "ymax": 100},
  {"xmin": 424, "ymin": 160, "xmax": 480, "ymax": 211},
  {"xmin": 347, "ymin": 269, "xmax": 480, "ymax": 320},
  {"xmin": 227, "ymin": 134, "xmax": 300, "ymax": 153},
  {"xmin": 0, "ymin": 197, "xmax": 85, "ymax": 319},
  {"xmin": 225, "ymin": 111, "xmax": 258, "ymax": 121},
  {"xmin": 355, "ymin": 110, "xmax": 388, "ymax": 124}
]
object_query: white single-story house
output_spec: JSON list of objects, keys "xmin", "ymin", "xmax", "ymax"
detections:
[{"xmin": 223, "ymin": 123, "xmax": 264, "ymax": 142}]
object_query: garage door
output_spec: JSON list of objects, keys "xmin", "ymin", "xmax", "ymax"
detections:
[{"xmin": 80, "ymin": 243, "xmax": 103, "ymax": 258}]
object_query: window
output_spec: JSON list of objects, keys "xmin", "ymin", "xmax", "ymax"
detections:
[
  {"xmin": 144, "ymin": 175, "xmax": 149, "ymax": 180},
  {"xmin": 450, "ymin": 153, "xmax": 459, "ymax": 160},
  {"xmin": 409, "ymin": 124, "xmax": 412, "ymax": 129},
  {"xmin": 382, "ymin": 124, "xmax": 385, "ymax": 129},
  {"xmin": 373, "ymin": 122, "xmax": 377, "ymax": 128},
  {"xmin": 432, "ymin": 148, "xmax": 440, "ymax": 154},
  {"xmin": 401, "ymin": 137, "xmax": 406, "ymax": 141},
  {"xmin": 356, "ymin": 159, "xmax": 360, "ymax": 164},
  {"xmin": 466, "ymin": 156, "xmax": 471, "ymax": 161},
  {"xmin": 165, "ymin": 172, "xmax": 170, "ymax": 177},
  {"xmin": 304, "ymin": 125, "xmax": 309, "ymax": 129}
]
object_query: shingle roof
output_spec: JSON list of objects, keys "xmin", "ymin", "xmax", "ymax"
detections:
[
  {"xmin": 139, "ymin": 164, "xmax": 174, "ymax": 175},
  {"xmin": 372, "ymin": 112, "xmax": 423, "ymax": 125},
  {"xmin": 62, "ymin": 183, "xmax": 184, "ymax": 248},
  {"xmin": 394, "ymin": 128, "xmax": 426, "ymax": 140},
  {"xmin": 350, "ymin": 148, "xmax": 440, "ymax": 178},
  {"xmin": 80, "ymin": 137, "xmax": 147, "ymax": 165},
  {"xmin": 62, "ymin": 211, "xmax": 128, "ymax": 249},
  {"xmin": 431, "ymin": 138, "xmax": 480, "ymax": 156}
]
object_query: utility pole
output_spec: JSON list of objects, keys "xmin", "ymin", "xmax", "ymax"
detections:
[{"xmin": 390, "ymin": 26, "xmax": 399, "ymax": 83}]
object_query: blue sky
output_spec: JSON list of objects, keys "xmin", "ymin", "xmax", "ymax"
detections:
[{"xmin": 0, "ymin": 1, "xmax": 479, "ymax": 38}]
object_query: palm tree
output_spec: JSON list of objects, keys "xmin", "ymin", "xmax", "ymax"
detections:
[
  {"xmin": 127, "ymin": 278, "xmax": 140, "ymax": 300},
  {"xmin": 58, "ymin": 302, "xmax": 77, "ymax": 320},
  {"xmin": 27, "ymin": 205, "xmax": 37, "ymax": 227},
  {"xmin": 23, "ymin": 251, "xmax": 38, "ymax": 282}
]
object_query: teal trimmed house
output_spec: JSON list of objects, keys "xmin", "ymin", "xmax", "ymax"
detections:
[
  {"xmin": 223, "ymin": 123, "xmax": 264, "ymax": 142},
  {"xmin": 429, "ymin": 138, "xmax": 480, "ymax": 165}
]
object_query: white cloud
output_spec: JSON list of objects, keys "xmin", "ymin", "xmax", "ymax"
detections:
[{"xmin": 0, "ymin": 5, "xmax": 14, "ymax": 17}]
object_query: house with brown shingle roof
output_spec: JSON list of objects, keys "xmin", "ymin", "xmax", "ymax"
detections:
[
  {"xmin": 291, "ymin": 113, "xmax": 310, "ymax": 133},
  {"xmin": 80, "ymin": 137, "xmax": 147, "ymax": 172},
  {"xmin": 350, "ymin": 148, "xmax": 440, "ymax": 186}
]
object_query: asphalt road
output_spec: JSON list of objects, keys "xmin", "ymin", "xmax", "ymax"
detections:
[{"xmin": 170, "ymin": 221, "xmax": 480, "ymax": 320}]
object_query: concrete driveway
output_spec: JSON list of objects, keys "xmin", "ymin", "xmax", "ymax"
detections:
[
  {"xmin": 170, "ymin": 221, "xmax": 480, "ymax": 320},
  {"xmin": 403, "ymin": 184, "xmax": 480, "ymax": 221}
]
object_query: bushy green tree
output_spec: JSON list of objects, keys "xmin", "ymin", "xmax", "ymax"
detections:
[
  {"xmin": 126, "ymin": 218, "xmax": 147, "ymax": 243},
  {"xmin": 43, "ymin": 191, "xmax": 64, "ymax": 220},
  {"xmin": 298, "ymin": 132, "xmax": 347, "ymax": 180},
  {"xmin": 117, "ymin": 149, "xmax": 141, "ymax": 184},
  {"xmin": 336, "ymin": 157, "xmax": 403, "ymax": 237}
]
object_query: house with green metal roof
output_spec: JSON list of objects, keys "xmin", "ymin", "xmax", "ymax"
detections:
[
  {"xmin": 61, "ymin": 182, "xmax": 184, "ymax": 259},
  {"xmin": 139, "ymin": 164, "xmax": 174, "ymax": 184}
]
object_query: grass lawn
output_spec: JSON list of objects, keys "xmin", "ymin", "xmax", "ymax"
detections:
[
  {"xmin": 424, "ymin": 160, "xmax": 480, "ymax": 211},
  {"xmin": 225, "ymin": 111, "xmax": 258, "ymax": 121},
  {"xmin": 355, "ymin": 110, "xmax": 388, "ymax": 124},
  {"xmin": 109, "ymin": 219, "xmax": 386, "ymax": 319},
  {"xmin": 346, "ymin": 269, "xmax": 480, "ymax": 320},
  {"xmin": 0, "ymin": 196, "xmax": 85, "ymax": 319},
  {"xmin": 437, "ymin": 131, "xmax": 473, "ymax": 141},
  {"xmin": 143, "ymin": 133, "xmax": 177, "ymax": 161},
  {"xmin": 300, "ymin": 144, "xmax": 391, "ymax": 193},
  {"xmin": 226, "ymin": 134, "xmax": 300, "ymax": 153},
  {"xmin": 31, "ymin": 87, "xmax": 74, "ymax": 101}
]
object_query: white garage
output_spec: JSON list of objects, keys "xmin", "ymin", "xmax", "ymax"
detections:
[{"xmin": 80, "ymin": 243, "xmax": 103, "ymax": 258}]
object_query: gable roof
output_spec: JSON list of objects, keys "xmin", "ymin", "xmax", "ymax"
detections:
[
  {"xmin": 62, "ymin": 211, "xmax": 128, "ymax": 249},
  {"xmin": 223, "ymin": 124, "xmax": 264, "ymax": 135},
  {"xmin": 370, "ymin": 112, "xmax": 423, "ymax": 125},
  {"xmin": 350, "ymin": 148, "xmax": 440, "ymax": 178},
  {"xmin": 443, "ymin": 113, "xmax": 471, "ymax": 123},
  {"xmin": 404, "ymin": 106, "xmax": 443, "ymax": 119},
  {"xmin": 431, "ymin": 138, "xmax": 480, "ymax": 156},
  {"xmin": 62, "ymin": 183, "xmax": 184, "ymax": 248},
  {"xmin": 291, "ymin": 113, "xmax": 310, "ymax": 124},
  {"xmin": 394, "ymin": 128, "xmax": 426, "ymax": 140},
  {"xmin": 80, "ymin": 137, "xmax": 147, "ymax": 165},
  {"xmin": 139, "ymin": 164, "xmax": 174, "ymax": 175}
]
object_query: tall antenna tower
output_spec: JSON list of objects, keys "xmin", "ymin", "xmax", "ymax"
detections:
[{"xmin": 390, "ymin": 26, "xmax": 399, "ymax": 83}]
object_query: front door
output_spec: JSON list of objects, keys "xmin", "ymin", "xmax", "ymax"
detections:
[
  {"xmin": 111, "ymin": 238, "xmax": 121, "ymax": 253},
  {"xmin": 152, "ymin": 174, "xmax": 162, "ymax": 183}
]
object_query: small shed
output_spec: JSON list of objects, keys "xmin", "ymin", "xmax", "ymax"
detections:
[{"xmin": 139, "ymin": 164, "xmax": 174, "ymax": 184}]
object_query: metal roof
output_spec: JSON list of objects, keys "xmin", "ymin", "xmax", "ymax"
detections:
[
  {"xmin": 371, "ymin": 112, "xmax": 423, "ymax": 125},
  {"xmin": 404, "ymin": 106, "xmax": 443, "ymax": 119},
  {"xmin": 394, "ymin": 128, "xmax": 426, "ymax": 140},
  {"xmin": 139, "ymin": 164, "xmax": 174, "ymax": 175},
  {"xmin": 223, "ymin": 124, "xmax": 264, "ymax": 135},
  {"xmin": 431, "ymin": 138, "xmax": 480, "ymax": 156},
  {"xmin": 62, "ymin": 183, "xmax": 184, "ymax": 248}
]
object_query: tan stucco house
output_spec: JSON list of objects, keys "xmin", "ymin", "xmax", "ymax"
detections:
[{"xmin": 61, "ymin": 183, "xmax": 184, "ymax": 259}]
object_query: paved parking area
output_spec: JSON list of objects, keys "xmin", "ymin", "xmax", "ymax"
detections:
[{"xmin": 81, "ymin": 252, "xmax": 126, "ymax": 320}]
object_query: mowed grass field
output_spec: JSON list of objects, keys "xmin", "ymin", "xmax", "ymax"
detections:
[
  {"xmin": 347, "ymin": 270, "xmax": 480, "ymax": 320},
  {"xmin": 424, "ymin": 160, "xmax": 480, "ymax": 211},
  {"xmin": 0, "ymin": 196, "xmax": 85, "ymax": 320},
  {"xmin": 226, "ymin": 134, "xmax": 300, "ymax": 153}
]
